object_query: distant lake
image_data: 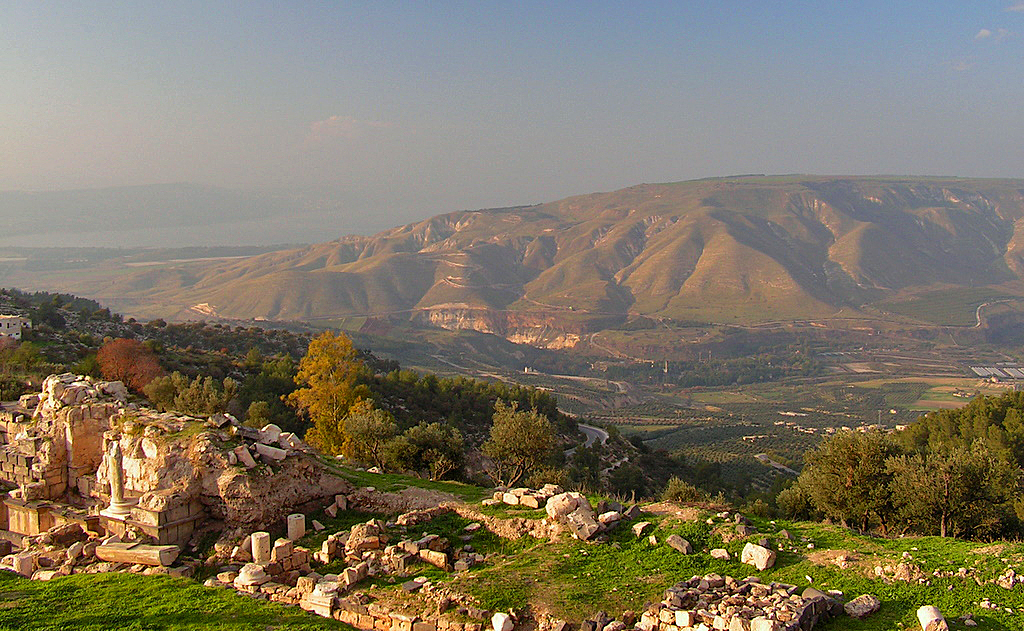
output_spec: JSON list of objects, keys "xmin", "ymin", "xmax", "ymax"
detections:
[{"xmin": 0, "ymin": 211, "xmax": 376, "ymax": 248}]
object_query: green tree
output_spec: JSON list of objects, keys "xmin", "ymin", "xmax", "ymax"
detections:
[
  {"xmin": 287, "ymin": 331, "xmax": 370, "ymax": 454},
  {"xmin": 245, "ymin": 400, "xmax": 272, "ymax": 428},
  {"xmin": 796, "ymin": 429, "xmax": 897, "ymax": 533},
  {"xmin": 888, "ymin": 443, "xmax": 1018, "ymax": 538},
  {"xmin": 142, "ymin": 372, "xmax": 237, "ymax": 415},
  {"xmin": 341, "ymin": 399, "xmax": 396, "ymax": 468},
  {"xmin": 482, "ymin": 400, "xmax": 556, "ymax": 487},
  {"xmin": 388, "ymin": 422, "xmax": 465, "ymax": 480}
]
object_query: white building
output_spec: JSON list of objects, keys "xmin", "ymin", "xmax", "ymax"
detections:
[{"xmin": 0, "ymin": 315, "xmax": 31, "ymax": 340}]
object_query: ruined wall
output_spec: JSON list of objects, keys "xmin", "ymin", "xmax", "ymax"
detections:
[{"xmin": 0, "ymin": 373, "xmax": 353, "ymax": 545}]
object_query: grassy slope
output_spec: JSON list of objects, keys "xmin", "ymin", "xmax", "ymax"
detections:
[
  {"xmin": 3, "ymin": 465, "xmax": 1023, "ymax": 630},
  {"xmin": 0, "ymin": 572, "xmax": 350, "ymax": 631},
  {"xmin": 454, "ymin": 511, "xmax": 1024, "ymax": 630}
]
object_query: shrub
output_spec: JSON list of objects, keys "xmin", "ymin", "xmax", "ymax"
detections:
[{"xmin": 662, "ymin": 476, "xmax": 707, "ymax": 503}]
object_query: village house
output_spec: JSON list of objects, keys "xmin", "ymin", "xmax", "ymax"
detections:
[{"xmin": 0, "ymin": 315, "xmax": 31, "ymax": 341}]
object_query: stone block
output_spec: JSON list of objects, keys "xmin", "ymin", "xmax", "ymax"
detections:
[
  {"xmin": 255, "ymin": 442, "xmax": 287, "ymax": 461},
  {"xmin": 233, "ymin": 445, "xmax": 257, "ymax": 468},
  {"xmin": 12, "ymin": 553, "xmax": 33, "ymax": 577},
  {"xmin": 419, "ymin": 549, "xmax": 449, "ymax": 570},
  {"xmin": 632, "ymin": 521, "xmax": 651, "ymax": 537},
  {"xmin": 672, "ymin": 611, "xmax": 693, "ymax": 627},
  {"xmin": 95, "ymin": 542, "xmax": 180, "ymax": 566}
]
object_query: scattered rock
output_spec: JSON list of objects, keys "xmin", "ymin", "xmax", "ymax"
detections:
[
  {"xmin": 665, "ymin": 535, "xmax": 692, "ymax": 554},
  {"xmin": 632, "ymin": 522, "xmax": 651, "ymax": 537},
  {"xmin": 740, "ymin": 542, "xmax": 776, "ymax": 571},
  {"xmin": 492, "ymin": 612, "xmax": 514, "ymax": 631},
  {"xmin": 844, "ymin": 594, "xmax": 881, "ymax": 619}
]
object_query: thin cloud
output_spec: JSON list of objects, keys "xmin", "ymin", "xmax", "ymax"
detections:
[
  {"xmin": 1006, "ymin": 3, "xmax": 1024, "ymax": 12},
  {"xmin": 305, "ymin": 115, "xmax": 391, "ymax": 146},
  {"xmin": 975, "ymin": 27, "xmax": 1011, "ymax": 41}
]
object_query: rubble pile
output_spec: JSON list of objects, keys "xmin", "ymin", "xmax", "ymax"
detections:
[
  {"xmin": 482, "ymin": 484, "xmax": 565, "ymax": 509},
  {"xmin": 636, "ymin": 574, "xmax": 842, "ymax": 631},
  {"xmin": 0, "ymin": 374, "xmax": 350, "ymax": 548},
  {"xmin": 213, "ymin": 512, "xmax": 494, "ymax": 624},
  {"xmin": 0, "ymin": 521, "xmax": 192, "ymax": 580}
]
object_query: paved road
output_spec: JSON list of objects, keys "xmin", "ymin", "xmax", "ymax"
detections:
[
  {"xmin": 564, "ymin": 423, "xmax": 609, "ymax": 457},
  {"xmin": 579, "ymin": 423, "xmax": 609, "ymax": 447}
]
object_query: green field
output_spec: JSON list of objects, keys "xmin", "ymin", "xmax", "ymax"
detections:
[{"xmin": 878, "ymin": 287, "xmax": 1015, "ymax": 326}]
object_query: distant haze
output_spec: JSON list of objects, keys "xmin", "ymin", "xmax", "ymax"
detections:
[
  {"xmin": 0, "ymin": 184, "xmax": 435, "ymax": 247},
  {"xmin": 3, "ymin": 3, "xmax": 1024, "ymax": 245}
]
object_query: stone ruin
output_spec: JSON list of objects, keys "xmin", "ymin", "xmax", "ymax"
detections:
[
  {"xmin": 0, "ymin": 373, "xmax": 349, "ymax": 577},
  {"xmin": 636, "ymin": 574, "xmax": 842, "ymax": 631}
]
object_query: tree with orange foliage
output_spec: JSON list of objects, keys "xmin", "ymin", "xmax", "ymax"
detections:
[{"xmin": 96, "ymin": 338, "xmax": 164, "ymax": 392}]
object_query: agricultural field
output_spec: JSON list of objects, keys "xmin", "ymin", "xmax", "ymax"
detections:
[{"xmin": 877, "ymin": 287, "xmax": 1018, "ymax": 326}]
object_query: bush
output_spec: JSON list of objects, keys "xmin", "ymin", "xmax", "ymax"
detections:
[
  {"xmin": 662, "ymin": 476, "xmax": 707, "ymax": 503},
  {"xmin": 776, "ymin": 483, "xmax": 814, "ymax": 520}
]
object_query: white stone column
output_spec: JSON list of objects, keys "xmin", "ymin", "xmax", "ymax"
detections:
[
  {"xmin": 251, "ymin": 531, "xmax": 272, "ymax": 564},
  {"xmin": 287, "ymin": 513, "xmax": 306, "ymax": 540}
]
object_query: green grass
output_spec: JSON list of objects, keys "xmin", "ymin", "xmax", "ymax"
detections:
[
  {"xmin": 316, "ymin": 458, "xmax": 487, "ymax": 503},
  {"xmin": 458, "ymin": 510, "xmax": 1024, "ymax": 630},
  {"xmin": 0, "ymin": 572, "xmax": 350, "ymax": 630},
  {"xmin": 6, "ymin": 508, "xmax": 1024, "ymax": 630}
]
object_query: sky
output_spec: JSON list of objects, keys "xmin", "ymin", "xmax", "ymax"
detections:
[{"xmin": 2, "ymin": 1, "xmax": 1024, "ymax": 241}]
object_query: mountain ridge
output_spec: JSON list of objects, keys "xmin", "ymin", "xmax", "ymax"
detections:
[{"xmin": 16, "ymin": 175, "xmax": 1024, "ymax": 345}]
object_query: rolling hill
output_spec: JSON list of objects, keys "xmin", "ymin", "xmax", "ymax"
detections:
[{"xmin": 10, "ymin": 175, "xmax": 1024, "ymax": 345}]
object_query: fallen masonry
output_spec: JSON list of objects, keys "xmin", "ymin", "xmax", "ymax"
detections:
[{"xmin": 639, "ymin": 575, "xmax": 842, "ymax": 631}]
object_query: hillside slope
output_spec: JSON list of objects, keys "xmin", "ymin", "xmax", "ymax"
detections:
[{"xmin": 33, "ymin": 176, "xmax": 1024, "ymax": 343}]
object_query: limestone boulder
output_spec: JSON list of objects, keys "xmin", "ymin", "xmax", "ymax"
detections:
[
  {"xmin": 259, "ymin": 424, "xmax": 282, "ymax": 443},
  {"xmin": 844, "ymin": 594, "xmax": 881, "ymax": 619},
  {"xmin": 741, "ymin": 542, "xmax": 777, "ymax": 571},
  {"xmin": 492, "ymin": 612, "xmax": 514, "ymax": 631},
  {"xmin": 545, "ymin": 492, "xmax": 583, "ymax": 519},
  {"xmin": 632, "ymin": 521, "xmax": 651, "ymax": 537}
]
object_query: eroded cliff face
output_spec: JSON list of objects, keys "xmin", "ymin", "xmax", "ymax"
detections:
[{"xmin": 412, "ymin": 306, "xmax": 605, "ymax": 349}]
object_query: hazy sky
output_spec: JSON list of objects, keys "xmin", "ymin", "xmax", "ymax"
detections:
[{"xmin": 3, "ymin": 1, "xmax": 1024, "ymax": 232}]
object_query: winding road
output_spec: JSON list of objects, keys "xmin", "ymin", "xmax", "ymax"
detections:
[
  {"xmin": 565, "ymin": 423, "xmax": 610, "ymax": 457},
  {"xmin": 579, "ymin": 423, "xmax": 609, "ymax": 447}
]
